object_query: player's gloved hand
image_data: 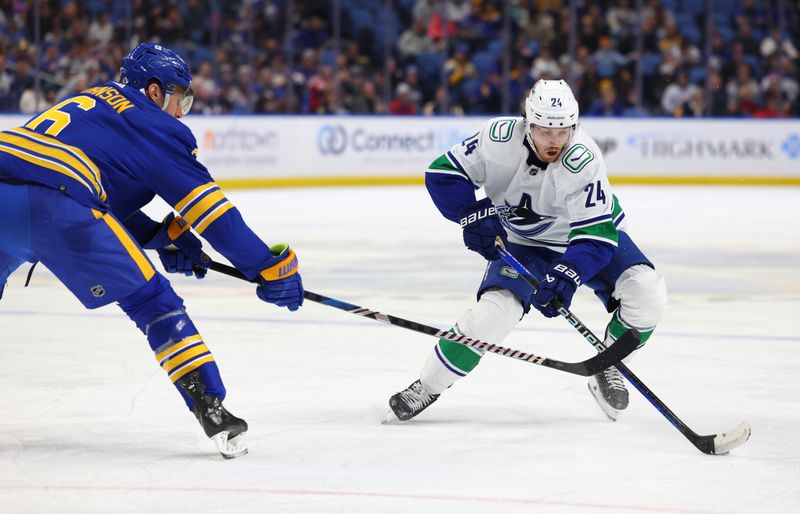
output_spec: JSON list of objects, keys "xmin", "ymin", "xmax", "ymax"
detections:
[
  {"xmin": 533, "ymin": 260, "xmax": 581, "ymax": 318},
  {"xmin": 459, "ymin": 198, "xmax": 508, "ymax": 260},
  {"xmin": 256, "ymin": 243, "xmax": 304, "ymax": 311},
  {"xmin": 144, "ymin": 213, "xmax": 209, "ymax": 279}
]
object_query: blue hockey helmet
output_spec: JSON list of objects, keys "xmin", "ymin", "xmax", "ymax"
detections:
[{"xmin": 120, "ymin": 43, "xmax": 194, "ymax": 114}]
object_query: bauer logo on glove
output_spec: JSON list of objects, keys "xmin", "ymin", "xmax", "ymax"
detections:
[
  {"xmin": 552, "ymin": 263, "xmax": 581, "ymax": 286},
  {"xmin": 459, "ymin": 205, "xmax": 497, "ymax": 228}
]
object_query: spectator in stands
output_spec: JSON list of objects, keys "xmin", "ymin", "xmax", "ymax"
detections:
[
  {"xmin": 760, "ymin": 28, "xmax": 799, "ymax": 60},
  {"xmin": 475, "ymin": 72, "xmax": 502, "ymax": 114},
  {"xmin": 19, "ymin": 85, "xmax": 51, "ymax": 113},
  {"xmin": 685, "ymin": 88, "xmax": 706, "ymax": 117},
  {"xmin": 445, "ymin": 0, "xmax": 471, "ymax": 25},
  {"xmin": 661, "ymin": 69, "xmax": 699, "ymax": 116},
  {"xmin": 517, "ymin": 5, "xmax": 556, "ymax": 51},
  {"xmin": 413, "ymin": 0, "xmax": 437, "ymax": 24},
  {"xmin": 1, "ymin": 0, "xmax": 799, "ymax": 118},
  {"xmin": 403, "ymin": 65, "xmax": 424, "ymax": 108},
  {"xmin": 9, "ymin": 58, "xmax": 33, "ymax": 107},
  {"xmin": 736, "ymin": 0, "xmax": 767, "ymax": 31},
  {"xmin": 726, "ymin": 62, "xmax": 760, "ymax": 112},
  {"xmin": 593, "ymin": 35, "xmax": 630, "ymax": 78},
  {"xmin": 657, "ymin": 17, "xmax": 683, "ymax": 59},
  {"xmin": 754, "ymin": 80, "xmax": 791, "ymax": 118},
  {"xmin": 707, "ymin": 70, "xmax": 728, "ymax": 116},
  {"xmin": 760, "ymin": 69, "xmax": 799, "ymax": 111},
  {"xmin": 606, "ymin": 0, "xmax": 637, "ymax": 36},
  {"xmin": 308, "ymin": 65, "xmax": 333, "ymax": 113},
  {"xmin": 445, "ymin": 43, "xmax": 476, "ymax": 87},
  {"xmin": 423, "ymin": 87, "xmax": 446, "ymax": 115},
  {"xmin": 531, "ymin": 46, "xmax": 560, "ymax": 80},
  {"xmin": 295, "ymin": 15, "xmax": 328, "ymax": 50},
  {"xmin": 0, "ymin": 55, "xmax": 13, "ymax": 111},
  {"xmin": 578, "ymin": 12, "xmax": 601, "ymax": 53},
  {"xmin": 736, "ymin": 82, "xmax": 760, "ymax": 116},
  {"xmin": 587, "ymin": 79, "xmax": 623, "ymax": 117},
  {"xmin": 734, "ymin": 19, "xmax": 760, "ymax": 57},
  {"xmin": 390, "ymin": 82, "xmax": 417, "ymax": 115},
  {"xmin": 346, "ymin": 76, "xmax": 382, "ymax": 114},
  {"xmin": 87, "ymin": 11, "xmax": 113, "ymax": 46},
  {"xmin": 192, "ymin": 60, "xmax": 220, "ymax": 114},
  {"xmin": 398, "ymin": 17, "xmax": 437, "ymax": 61}
]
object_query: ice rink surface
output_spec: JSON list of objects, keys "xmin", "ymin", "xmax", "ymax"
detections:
[{"xmin": 1, "ymin": 185, "xmax": 798, "ymax": 514}]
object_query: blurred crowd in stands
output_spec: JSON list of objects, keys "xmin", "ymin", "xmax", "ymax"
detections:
[{"xmin": 0, "ymin": 0, "xmax": 798, "ymax": 118}]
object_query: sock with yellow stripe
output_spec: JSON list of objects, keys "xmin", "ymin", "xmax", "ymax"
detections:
[{"xmin": 118, "ymin": 273, "xmax": 226, "ymax": 410}]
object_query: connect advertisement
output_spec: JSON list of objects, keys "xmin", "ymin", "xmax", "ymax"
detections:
[{"xmin": 1, "ymin": 114, "xmax": 798, "ymax": 185}]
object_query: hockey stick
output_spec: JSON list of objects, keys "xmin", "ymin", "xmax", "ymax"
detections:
[
  {"xmin": 204, "ymin": 259, "xmax": 637, "ymax": 377},
  {"xmin": 496, "ymin": 246, "xmax": 751, "ymax": 455}
]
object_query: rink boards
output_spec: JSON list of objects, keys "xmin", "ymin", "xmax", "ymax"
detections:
[{"xmin": 1, "ymin": 114, "xmax": 798, "ymax": 186}]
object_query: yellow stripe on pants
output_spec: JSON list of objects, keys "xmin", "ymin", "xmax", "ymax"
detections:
[{"xmin": 91, "ymin": 209, "xmax": 155, "ymax": 280}]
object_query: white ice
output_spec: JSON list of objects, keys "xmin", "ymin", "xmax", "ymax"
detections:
[{"xmin": 1, "ymin": 185, "xmax": 799, "ymax": 514}]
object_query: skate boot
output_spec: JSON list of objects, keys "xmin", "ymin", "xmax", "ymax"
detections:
[
  {"xmin": 588, "ymin": 366, "xmax": 629, "ymax": 422},
  {"xmin": 385, "ymin": 380, "xmax": 440, "ymax": 423},
  {"xmin": 177, "ymin": 371, "xmax": 248, "ymax": 459}
]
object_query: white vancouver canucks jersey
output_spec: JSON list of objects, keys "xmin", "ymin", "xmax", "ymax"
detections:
[{"xmin": 428, "ymin": 116, "xmax": 626, "ymax": 252}]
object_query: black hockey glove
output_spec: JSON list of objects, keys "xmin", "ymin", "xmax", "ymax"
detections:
[
  {"xmin": 533, "ymin": 260, "xmax": 581, "ymax": 318},
  {"xmin": 459, "ymin": 198, "xmax": 508, "ymax": 260}
]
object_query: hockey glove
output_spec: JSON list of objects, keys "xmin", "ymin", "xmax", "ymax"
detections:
[
  {"xmin": 256, "ymin": 243, "xmax": 304, "ymax": 311},
  {"xmin": 144, "ymin": 213, "xmax": 209, "ymax": 279},
  {"xmin": 459, "ymin": 198, "xmax": 508, "ymax": 260},
  {"xmin": 533, "ymin": 260, "xmax": 581, "ymax": 318}
]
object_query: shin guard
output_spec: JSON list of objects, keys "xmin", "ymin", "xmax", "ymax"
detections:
[
  {"xmin": 420, "ymin": 289, "xmax": 523, "ymax": 394},
  {"xmin": 118, "ymin": 274, "xmax": 226, "ymax": 409}
]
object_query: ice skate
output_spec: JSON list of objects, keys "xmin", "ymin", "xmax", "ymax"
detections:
[
  {"xmin": 177, "ymin": 371, "xmax": 249, "ymax": 458},
  {"xmin": 384, "ymin": 380, "xmax": 440, "ymax": 423},
  {"xmin": 588, "ymin": 365, "xmax": 629, "ymax": 421}
]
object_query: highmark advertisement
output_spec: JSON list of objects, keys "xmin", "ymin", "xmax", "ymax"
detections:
[
  {"xmin": 1, "ymin": 114, "xmax": 798, "ymax": 184},
  {"xmin": 185, "ymin": 117, "xmax": 800, "ymax": 184}
]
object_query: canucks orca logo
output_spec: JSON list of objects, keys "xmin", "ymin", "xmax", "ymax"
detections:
[{"xmin": 496, "ymin": 193, "xmax": 557, "ymax": 238}]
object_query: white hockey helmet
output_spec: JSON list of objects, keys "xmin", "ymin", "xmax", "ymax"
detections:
[{"xmin": 524, "ymin": 79, "xmax": 579, "ymax": 128}]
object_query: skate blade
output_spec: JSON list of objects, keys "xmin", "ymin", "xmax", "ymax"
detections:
[
  {"xmin": 587, "ymin": 382, "xmax": 623, "ymax": 422},
  {"xmin": 381, "ymin": 409, "xmax": 405, "ymax": 425},
  {"xmin": 212, "ymin": 431, "xmax": 248, "ymax": 459}
]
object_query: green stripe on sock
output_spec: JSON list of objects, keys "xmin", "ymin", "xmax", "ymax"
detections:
[
  {"xmin": 607, "ymin": 311, "xmax": 653, "ymax": 347},
  {"xmin": 437, "ymin": 336, "xmax": 483, "ymax": 374}
]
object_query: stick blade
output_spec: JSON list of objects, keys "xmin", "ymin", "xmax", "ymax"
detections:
[
  {"xmin": 711, "ymin": 421, "xmax": 751, "ymax": 455},
  {"xmin": 589, "ymin": 329, "xmax": 640, "ymax": 373}
]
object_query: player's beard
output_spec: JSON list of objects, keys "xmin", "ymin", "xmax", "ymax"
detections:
[
  {"xmin": 531, "ymin": 141, "xmax": 564, "ymax": 163},
  {"xmin": 529, "ymin": 127, "xmax": 573, "ymax": 163}
]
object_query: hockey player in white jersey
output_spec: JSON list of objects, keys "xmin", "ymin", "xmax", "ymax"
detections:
[{"xmin": 387, "ymin": 79, "xmax": 667, "ymax": 422}]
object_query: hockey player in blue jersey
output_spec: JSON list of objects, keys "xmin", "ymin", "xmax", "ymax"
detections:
[{"xmin": 0, "ymin": 43, "xmax": 303, "ymax": 458}]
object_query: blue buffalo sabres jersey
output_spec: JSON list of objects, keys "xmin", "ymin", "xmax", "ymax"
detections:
[{"xmin": 0, "ymin": 81, "xmax": 272, "ymax": 278}]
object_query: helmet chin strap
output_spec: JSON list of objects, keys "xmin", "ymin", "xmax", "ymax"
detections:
[
  {"xmin": 138, "ymin": 86, "xmax": 171, "ymax": 111},
  {"xmin": 160, "ymin": 92, "xmax": 173, "ymax": 111}
]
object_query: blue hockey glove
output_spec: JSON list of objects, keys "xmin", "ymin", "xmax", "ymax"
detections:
[
  {"xmin": 144, "ymin": 213, "xmax": 209, "ymax": 279},
  {"xmin": 533, "ymin": 260, "xmax": 582, "ymax": 318},
  {"xmin": 256, "ymin": 243, "xmax": 304, "ymax": 311},
  {"xmin": 459, "ymin": 198, "xmax": 508, "ymax": 260}
]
